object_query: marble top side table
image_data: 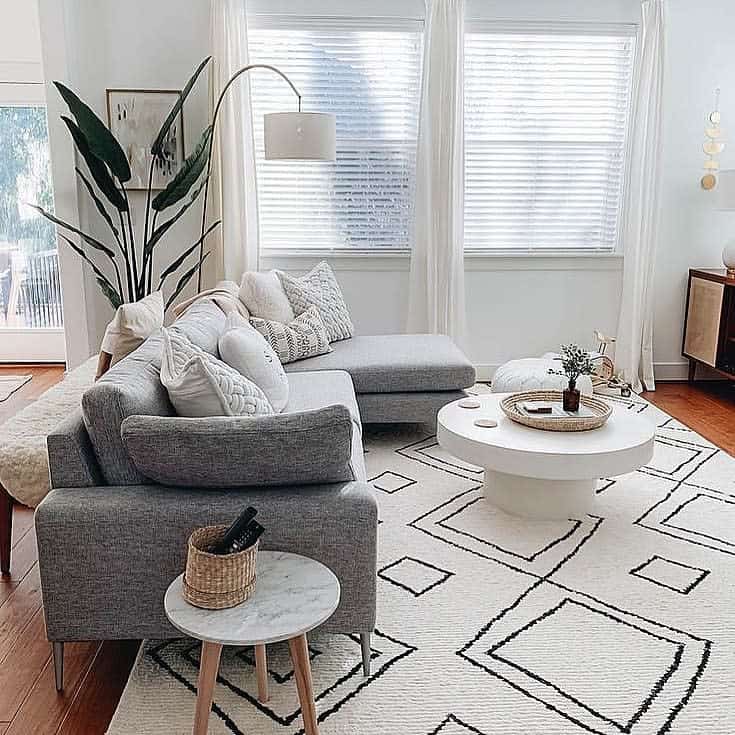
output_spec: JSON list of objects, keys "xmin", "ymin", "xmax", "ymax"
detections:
[{"xmin": 165, "ymin": 550, "xmax": 341, "ymax": 735}]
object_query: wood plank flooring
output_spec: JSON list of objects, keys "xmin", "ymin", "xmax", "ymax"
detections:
[{"xmin": 0, "ymin": 364, "xmax": 731, "ymax": 733}]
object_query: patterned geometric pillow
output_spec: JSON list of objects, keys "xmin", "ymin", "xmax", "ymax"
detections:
[
  {"xmin": 277, "ymin": 261, "xmax": 354, "ymax": 342},
  {"xmin": 249, "ymin": 306, "xmax": 332, "ymax": 364},
  {"xmin": 160, "ymin": 328, "xmax": 273, "ymax": 417}
]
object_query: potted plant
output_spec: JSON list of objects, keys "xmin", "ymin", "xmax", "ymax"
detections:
[
  {"xmin": 548, "ymin": 344, "xmax": 596, "ymax": 412},
  {"xmin": 31, "ymin": 58, "xmax": 218, "ymax": 312}
]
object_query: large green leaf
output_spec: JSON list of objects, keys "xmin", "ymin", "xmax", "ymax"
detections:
[
  {"xmin": 58, "ymin": 234, "xmax": 122, "ymax": 309},
  {"xmin": 75, "ymin": 167, "xmax": 121, "ymax": 242},
  {"xmin": 62, "ymin": 116, "xmax": 127, "ymax": 212},
  {"xmin": 158, "ymin": 219, "xmax": 221, "ymax": 288},
  {"xmin": 55, "ymin": 81, "xmax": 131, "ymax": 182},
  {"xmin": 29, "ymin": 204, "xmax": 118, "ymax": 264},
  {"xmin": 152, "ymin": 125, "xmax": 212, "ymax": 212},
  {"xmin": 143, "ymin": 176, "xmax": 208, "ymax": 261},
  {"xmin": 151, "ymin": 56, "xmax": 211, "ymax": 158},
  {"xmin": 165, "ymin": 251, "xmax": 210, "ymax": 311}
]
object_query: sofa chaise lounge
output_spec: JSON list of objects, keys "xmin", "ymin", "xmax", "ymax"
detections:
[{"xmin": 35, "ymin": 299, "xmax": 475, "ymax": 690}]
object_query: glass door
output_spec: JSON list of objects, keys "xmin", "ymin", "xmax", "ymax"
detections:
[{"xmin": 0, "ymin": 81, "xmax": 65, "ymax": 362}]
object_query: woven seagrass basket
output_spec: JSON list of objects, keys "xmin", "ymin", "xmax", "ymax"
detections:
[
  {"xmin": 500, "ymin": 390, "xmax": 612, "ymax": 432},
  {"xmin": 183, "ymin": 525, "xmax": 258, "ymax": 610}
]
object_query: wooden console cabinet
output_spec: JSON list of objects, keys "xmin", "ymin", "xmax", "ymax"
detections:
[{"xmin": 682, "ymin": 269, "xmax": 735, "ymax": 382}]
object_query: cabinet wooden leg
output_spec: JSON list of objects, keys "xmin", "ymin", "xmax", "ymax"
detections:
[
  {"xmin": 193, "ymin": 642, "xmax": 222, "ymax": 735},
  {"xmin": 688, "ymin": 359, "xmax": 697, "ymax": 383},
  {"xmin": 255, "ymin": 643, "xmax": 269, "ymax": 702},
  {"xmin": 0, "ymin": 483, "xmax": 13, "ymax": 577},
  {"xmin": 289, "ymin": 634, "xmax": 319, "ymax": 735}
]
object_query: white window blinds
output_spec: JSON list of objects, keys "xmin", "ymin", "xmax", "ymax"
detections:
[
  {"xmin": 464, "ymin": 24, "xmax": 636, "ymax": 253},
  {"xmin": 248, "ymin": 18, "xmax": 423, "ymax": 251}
]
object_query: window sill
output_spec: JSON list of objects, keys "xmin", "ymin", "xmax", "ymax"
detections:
[{"xmin": 260, "ymin": 249, "xmax": 624, "ymax": 272}]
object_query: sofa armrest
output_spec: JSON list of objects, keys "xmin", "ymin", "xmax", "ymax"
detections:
[
  {"xmin": 47, "ymin": 410, "xmax": 104, "ymax": 490},
  {"xmin": 120, "ymin": 406, "xmax": 356, "ymax": 488}
]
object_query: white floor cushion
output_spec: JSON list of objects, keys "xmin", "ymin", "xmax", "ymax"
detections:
[{"xmin": 492, "ymin": 358, "xmax": 594, "ymax": 395}]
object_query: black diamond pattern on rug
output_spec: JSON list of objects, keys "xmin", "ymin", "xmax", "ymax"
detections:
[
  {"xmin": 369, "ymin": 470, "xmax": 417, "ymax": 494},
  {"xmin": 636, "ymin": 485, "xmax": 735, "ymax": 557},
  {"xmin": 458, "ymin": 583, "xmax": 711, "ymax": 735},
  {"xmin": 236, "ymin": 645, "xmax": 323, "ymax": 684},
  {"xmin": 629, "ymin": 555, "xmax": 710, "ymax": 595},
  {"xmin": 429, "ymin": 714, "xmax": 489, "ymax": 734},
  {"xmin": 378, "ymin": 556, "xmax": 454, "ymax": 597}
]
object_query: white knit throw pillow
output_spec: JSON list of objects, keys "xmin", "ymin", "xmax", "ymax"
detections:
[
  {"xmin": 278, "ymin": 261, "xmax": 354, "ymax": 342},
  {"xmin": 249, "ymin": 306, "xmax": 332, "ymax": 364},
  {"xmin": 160, "ymin": 328, "xmax": 273, "ymax": 417}
]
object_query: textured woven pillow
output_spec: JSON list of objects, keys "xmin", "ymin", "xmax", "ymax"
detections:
[
  {"xmin": 160, "ymin": 328, "xmax": 273, "ymax": 418},
  {"xmin": 249, "ymin": 306, "xmax": 332, "ymax": 364},
  {"xmin": 278, "ymin": 261, "xmax": 354, "ymax": 342}
]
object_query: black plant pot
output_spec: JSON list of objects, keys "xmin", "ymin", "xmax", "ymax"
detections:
[{"xmin": 563, "ymin": 387, "xmax": 581, "ymax": 412}]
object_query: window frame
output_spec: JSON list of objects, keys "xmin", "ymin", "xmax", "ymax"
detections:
[
  {"xmin": 248, "ymin": 13, "xmax": 425, "ymax": 258},
  {"xmin": 462, "ymin": 20, "xmax": 639, "ymax": 258}
]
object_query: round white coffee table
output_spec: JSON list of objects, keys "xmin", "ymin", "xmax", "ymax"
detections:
[
  {"xmin": 437, "ymin": 394, "xmax": 655, "ymax": 520},
  {"xmin": 165, "ymin": 551, "xmax": 340, "ymax": 735}
]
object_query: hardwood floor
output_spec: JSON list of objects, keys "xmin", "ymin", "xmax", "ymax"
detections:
[
  {"xmin": 0, "ymin": 365, "xmax": 732, "ymax": 733},
  {"xmin": 0, "ymin": 365, "xmax": 138, "ymax": 734}
]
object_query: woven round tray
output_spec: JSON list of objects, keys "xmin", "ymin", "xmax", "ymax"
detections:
[
  {"xmin": 500, "ymin": 390, "xmax": 612, "ymax": 432},
  {"xmin": 183, "ymin": 525, "xmax": 258, "ymax": 610}
]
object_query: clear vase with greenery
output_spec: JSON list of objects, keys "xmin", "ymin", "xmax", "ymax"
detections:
[{"xmin": 32, "ymin": 57, "xmax": 218, "ymax": 313}]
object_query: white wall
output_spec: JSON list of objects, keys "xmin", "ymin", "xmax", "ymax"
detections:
[{"xmin": 37, "ymin": 0, "xmax": 735, "ymax": 380}]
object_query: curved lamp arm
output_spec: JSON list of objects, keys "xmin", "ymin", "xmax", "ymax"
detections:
[{"xmin": 198, "ymin": 63, "xmax": 302, "ymax": 290}]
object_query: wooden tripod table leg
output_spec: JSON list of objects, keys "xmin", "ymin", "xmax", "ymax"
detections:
[
  {"xmin": 193, "ymin": 642, "xmax": 222, "ymax": 735},
  {"xmin": 255, "ymin": 644, "xmax": 269, "ymax": 702},
  {"xmin": 288, "ymin": 634, "xmax": 319, "ymax": 735}
]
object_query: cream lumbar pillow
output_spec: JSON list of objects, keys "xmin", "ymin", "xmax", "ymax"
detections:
[
  {"xmin": 218, "ymin": 312, "xmax": 290, "ymax": 413},
  {"xmin": 100, "ymin": 290, "xmax": 164, "ymax": 372},
  {"xmin": 160, "ymin": 328, "xmax": 273, "ymax": 418},
  {"xmin": 239, "ymin": 270, "xmax": 295, "ymax": 323},
  {"xmin": 278, "ymin": 261, "xmax": 354, "ymax": 342},
  {"xmin": 249, "ymin": 306, "xmax": 332, "ymax": 364}
]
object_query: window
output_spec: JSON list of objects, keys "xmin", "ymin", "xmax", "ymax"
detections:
[
  {"xmin": 464, "ymin": 23, "xmax": 636, "ymax": 253},
  {"xmin": 249, "ymin": 17, "xmax": 423, "ymax": 251},
  {"xmin": 0, "ymin": 96, "xmax": 62, "ymax": 331}
]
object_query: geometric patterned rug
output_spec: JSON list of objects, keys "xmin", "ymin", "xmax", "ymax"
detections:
[{"xmin": 107, "ymin": 394, "xmax": 734, "ymax": 734}]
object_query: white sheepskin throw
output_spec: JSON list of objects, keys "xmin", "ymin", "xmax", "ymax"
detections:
[{"xmin": 0, "ymin": 356, "xmax": 97, "ymax": 507}]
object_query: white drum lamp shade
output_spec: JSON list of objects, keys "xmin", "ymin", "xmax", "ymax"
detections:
[
  {"xmin": 264, "ymin": 112, "xmax": 336, "ymax": 161},
  {"xmin": 715, "ymin": 169, "xmax": 735, "ymax": 276}
]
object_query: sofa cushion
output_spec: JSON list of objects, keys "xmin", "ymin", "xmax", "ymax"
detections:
[
  {"xmin": 82, "ymin": 300, "xmax": 227, "ymax": 485},
  {"xmin": 121, "ymin": 405, "xmax": 354, "ymax": 488},
  {"xmin": 284, "ymin": 334, "xmax": 476, "ymax": 394},
  {"xmin": 285, "ymin": 369, "xmax": 365, "ymax": 482}
]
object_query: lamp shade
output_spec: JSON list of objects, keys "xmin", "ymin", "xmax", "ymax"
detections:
[
  {"xmin": 714, "ymin": 169, "xmax": 735, "ymax": 211},
  {"xmin": 264, "ymin": 112, "xmax": 336, "ymax": 161}
]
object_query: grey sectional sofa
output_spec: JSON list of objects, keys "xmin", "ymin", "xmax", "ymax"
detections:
[{"xmin": 36, "ymin": 299, "xmax": 475, "ymax": 690}]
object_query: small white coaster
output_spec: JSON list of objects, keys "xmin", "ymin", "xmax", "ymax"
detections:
[
  {"xmin": 459, "ymin": 399, "xmax": 481, "ymax": 409},
  {"xmin": 474, "ymin": 418, "xmax": 498, "ymax": 428}
]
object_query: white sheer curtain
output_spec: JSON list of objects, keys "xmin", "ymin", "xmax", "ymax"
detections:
[
  {"xmin": 407, "ymin": 0, "xmax": 466, "ymax": 344},
  {"xmin": 615, "ymin": 0, "xmax": 666, "ymax": 392},
  {"xmin": 207, "ymin": 0, "xmax": 259, "ymax": 286}
]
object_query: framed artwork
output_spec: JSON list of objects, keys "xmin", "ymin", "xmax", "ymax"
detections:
[{"xmin": 106, "ymin": 89, "xmax": 185, "ymax": 190}]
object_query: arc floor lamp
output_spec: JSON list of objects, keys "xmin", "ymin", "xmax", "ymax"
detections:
[{"xmin": 197, "ymin": 63, "xmax": 336, "ymax": 289}]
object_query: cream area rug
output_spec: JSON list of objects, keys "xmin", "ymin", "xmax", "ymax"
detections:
[
  {"xmin": 108, "ymin": 394, "xmax": 734, "ymax": 735},
  {"xmin": 0, "ymin": 374, "xmax": 31, "ymax": 401}
]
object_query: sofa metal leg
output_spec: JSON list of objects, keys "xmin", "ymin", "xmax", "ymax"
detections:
[
  {"xmin": 0, "ymin": 483, "xmax": 12, "ymax": 577},
  {"xmin": 360, "ymin": 632, "xmax": 371, "ymax": 677},
  {"xmin": 53, "ymin": 642, "xmax": 64, "ymax": 692}
]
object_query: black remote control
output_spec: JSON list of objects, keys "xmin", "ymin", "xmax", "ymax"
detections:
[{"xmin": 209, "ymin": 507, "xmax": 257, "ymax": 555}]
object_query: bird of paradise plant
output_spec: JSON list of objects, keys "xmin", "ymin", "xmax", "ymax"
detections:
[{"xmin": 32, "ymin": 57, "xmax": 218, "ymax": 312}]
